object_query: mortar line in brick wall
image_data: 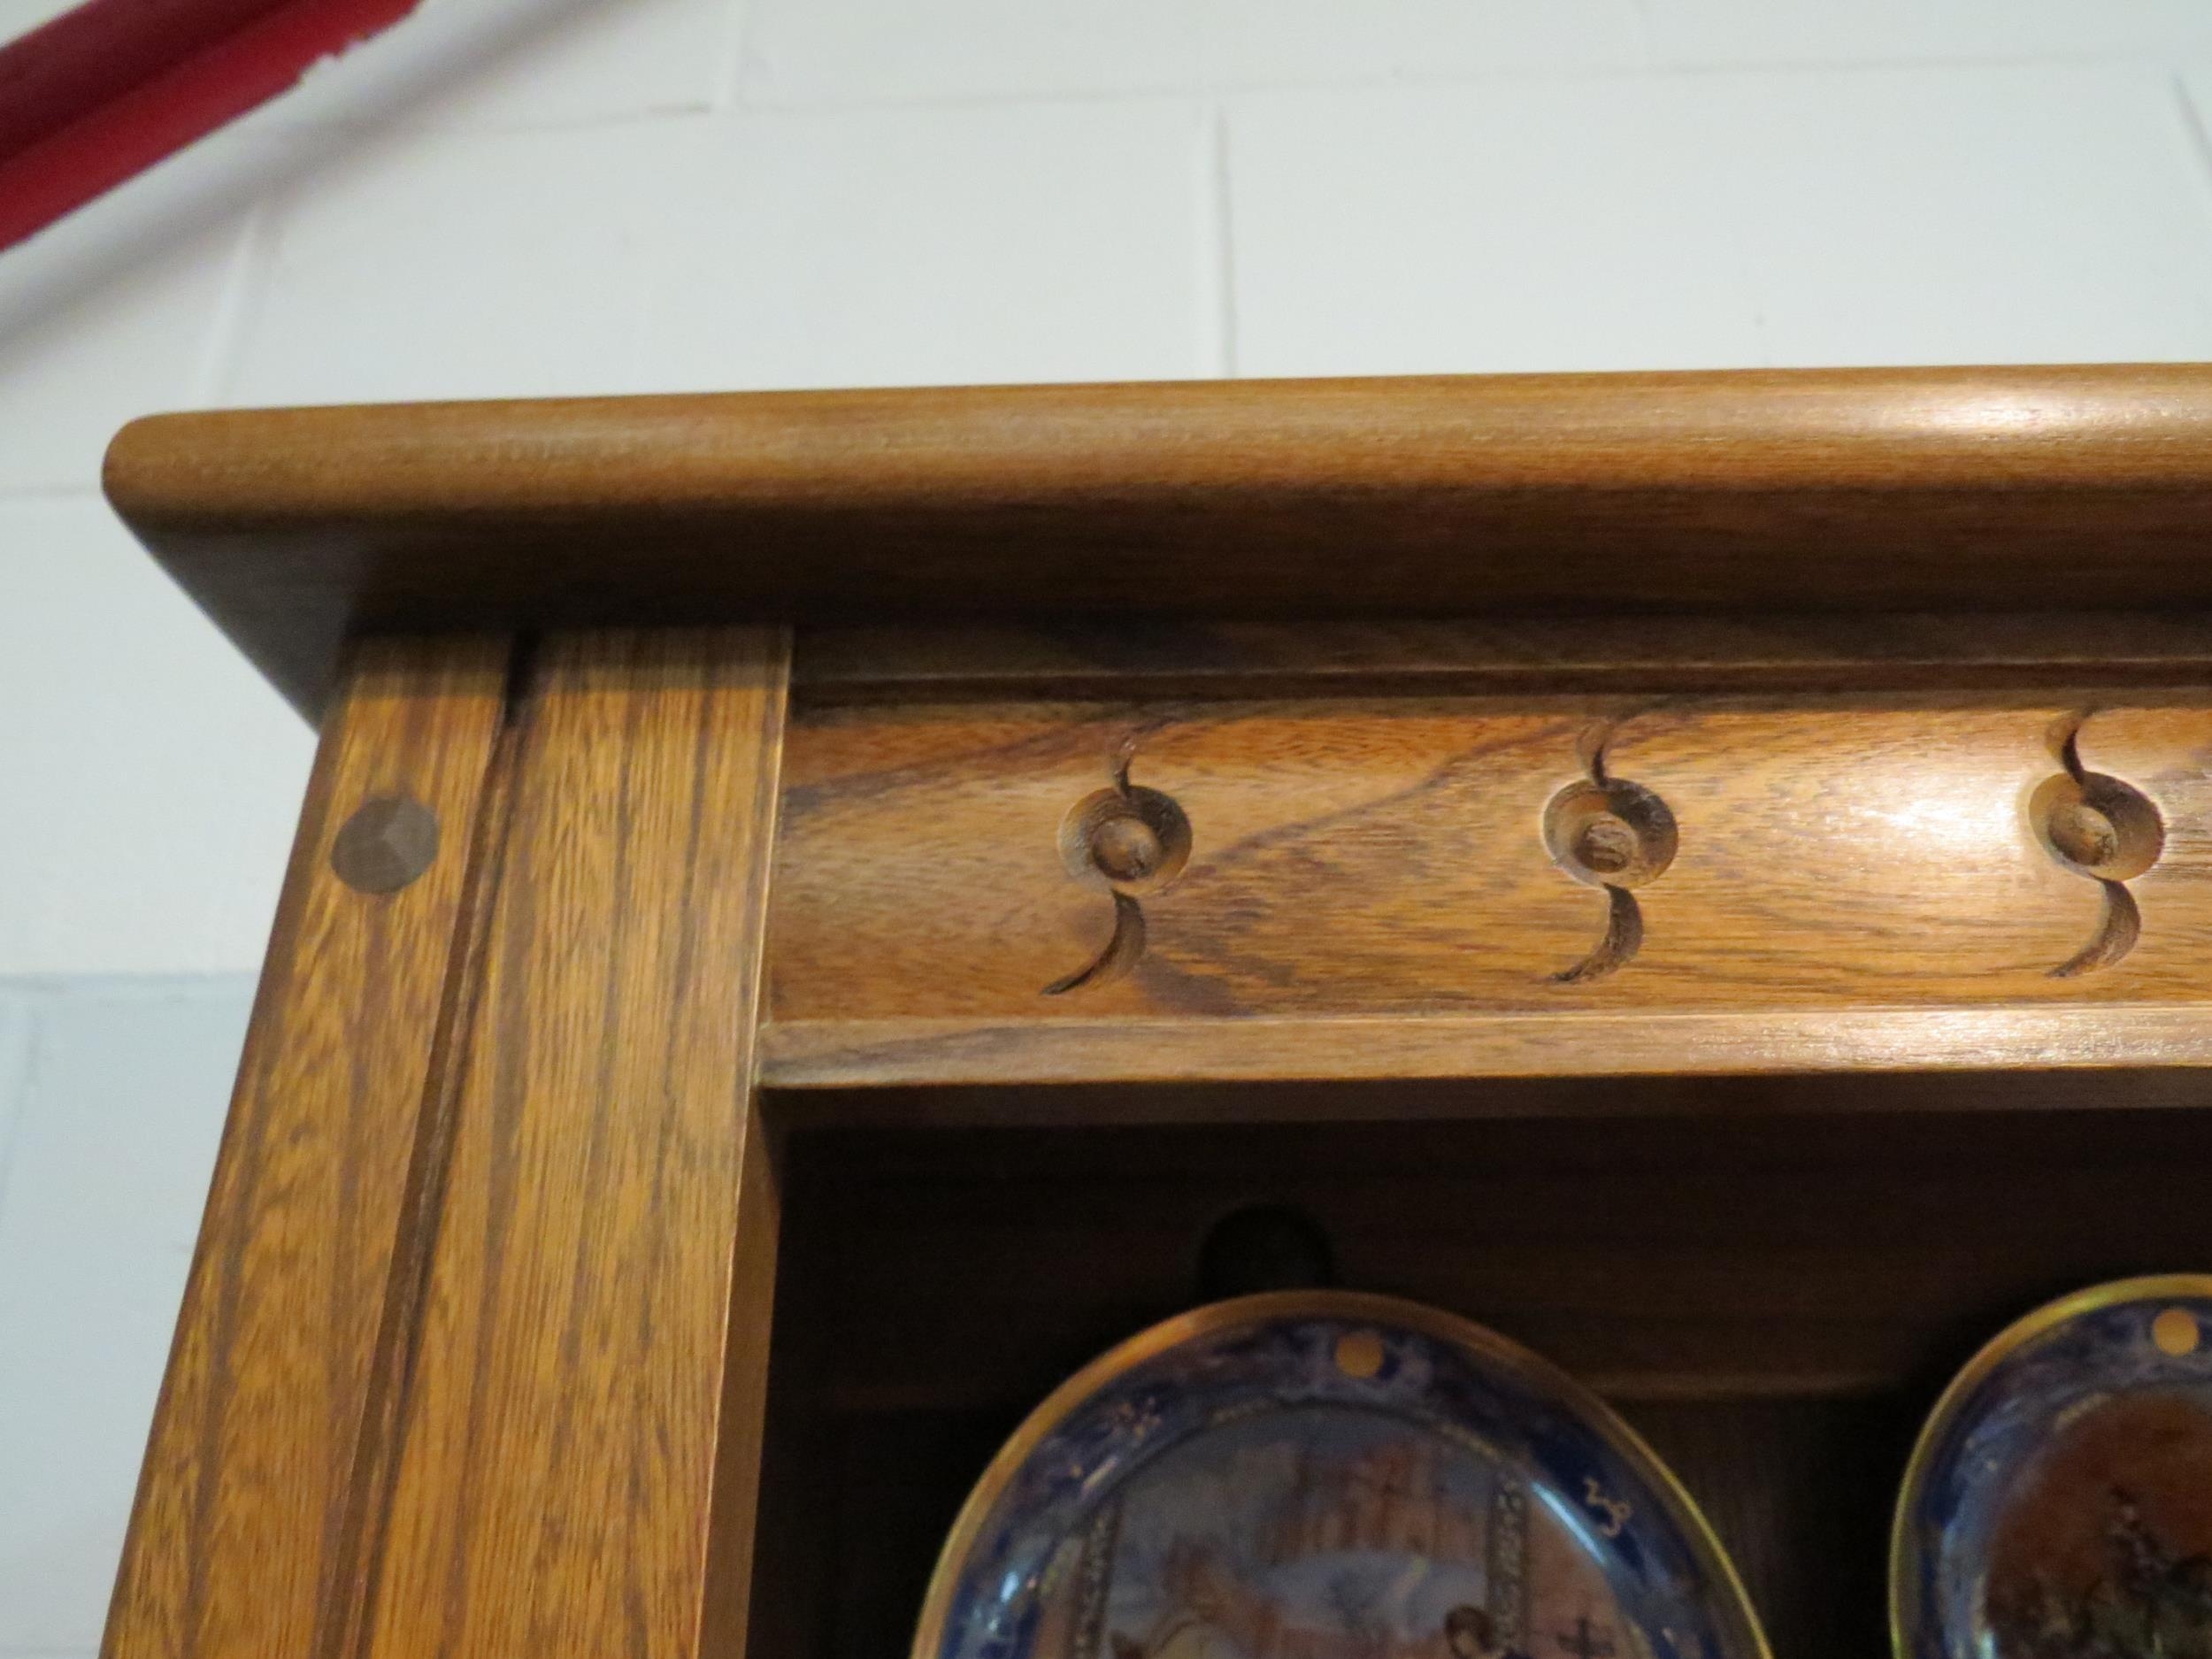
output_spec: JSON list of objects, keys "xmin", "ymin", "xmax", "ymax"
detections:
[
  {"xmin": 1207, "ymin": 101, "xmax": 1237, "ymax": 378},
  {"xmin": 0, "ymin": 990, "xmax": 49, "ymax": 1253},
  {"xmin": 2172, "ymin": 71, "xmax": 2212, "ymax": 208},
  {"xmin": 0, "ymin": 483, "xmax": 107, "ymax": 503},
  {"xmin": 710, "ymin": 0, "xmax": 750, "ymax": 112},
  {"xmin": 723, "ymin": 52, "xmax": 2179, "ymax": 119},
  {"xmin": 193, "ymin": 196, "xmax": 273, "ymax": 408}
]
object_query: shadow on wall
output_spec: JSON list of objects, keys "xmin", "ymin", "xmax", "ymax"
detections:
[{"xmin": 0, "ymin": 0, "xmax": 640, "ymax": 381}]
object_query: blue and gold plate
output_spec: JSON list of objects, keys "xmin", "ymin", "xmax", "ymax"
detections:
[
  {"xmin": 1892, "ymin": 1275, "xmax": 2212, "ymax": 1658},
  {"xmin": 913, "ymin": 1291, "xmax": 1769, "ymax": 1659}
]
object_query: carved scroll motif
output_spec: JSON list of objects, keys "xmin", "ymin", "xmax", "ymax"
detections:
[
  {"xmin": 1044, "ymin": 741, "xmax": 1192, "ymax": 996},
  {"xmin": 2033, "ymin": 714, "xmax": 2164, "ymax": 978},
  {"xmin": 1543, "ymin": 724, "xmax": 1678, "ymax": 985}
]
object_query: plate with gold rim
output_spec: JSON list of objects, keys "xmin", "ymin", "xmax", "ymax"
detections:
[
  {"xmin": 912, "ymin": 1290, "xmax": 1770, "ymax": 1659},
  {"xmin": 1891, "ymin": 1275, "xmax": 2212, "ymax": 1659}
]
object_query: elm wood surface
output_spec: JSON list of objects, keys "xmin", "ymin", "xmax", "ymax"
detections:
[
  {"xmin": 764, "ymin": 1067, "xmax": 2212, "ymax": 1130},
  {"xmin": 794, "ymin": 615, "xmax": 2212, "ymax": 700},
  {"xmin": 102, "ymin": 628, "xmax": 792, "ymax": 1659},
  {"xmin": 759, "ymin": 1006, "xmax": 2212, "ymax": 1088},
  {"xmin": 102, "ymin": 365, "xmax": 2212, "ymax": 715},
  {"xmin": 103, "ymin": 636, "xmax": 511, "ymax": 1659},
  {"xmin": 1629, "ymin": 1396, "xmax": 1916, "ymax": 1659},
  {"xmin": 365, "ymin": 628, "xmax": 790, "ymax": 1659},
  {"xmin": 759, "ymin": 1104, "xmax": 2206, "ymax": 1659},
  {"xmin": 764, "ymin": 692, "xmax": 2212, "ymax": 1082}
]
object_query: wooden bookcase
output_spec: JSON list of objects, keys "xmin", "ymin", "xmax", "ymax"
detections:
[{"xmin": 94, "ymin": 366, "xmax": 2212, "ymax": 1659}]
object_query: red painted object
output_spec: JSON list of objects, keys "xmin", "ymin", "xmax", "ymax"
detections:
[{"xmin": 0, "ymin": 0, "xmax": 423, "ymax": 253}]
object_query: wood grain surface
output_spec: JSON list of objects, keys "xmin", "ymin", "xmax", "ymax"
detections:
[
  {"xmin": 103, "ymin": 365, "xmax": 2212, "ymax": 714},
  {"xmin": 795, "ymin": 614, "xmax": 2212, "ymax": 700},
  {"xmin": 764, "ymin": 1065, "xmax": 2212, "ymax": 1132},
  {"xmin": 764, "ymin": 691, "xmax": 2212, "ymax": 1081},
  {"xmin": 1628, "ymin": 1396, "xmax": 1912, "ymax": 1659},
  {"xmin": 759, "ymin": 1005, "xmax": 2212, "ymax": 1088},
  {"xmin": 103, "ymin": 636, "xmax": 511, "ymax": 1659},
  {"xmin": 364, "ymin": 629, "xmax": 790, "ymax": 1659}
]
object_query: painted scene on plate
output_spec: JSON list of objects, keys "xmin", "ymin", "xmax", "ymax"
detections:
[
  {"xmin": 1023, "ymin": 1406, "xmax": 1647, "ymax": 1659},
  {"xmin": 1984, "ymin": 1388, "xmax": 2212, "ymax": 1659}
]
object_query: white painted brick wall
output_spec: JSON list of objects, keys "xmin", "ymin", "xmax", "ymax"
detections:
[
  {"xmin": 0, "ymin": 979, "xmax": 254, "ymax": 1655},
  {"xmin": 1231, "ymin": 65, "xmax": 2212, "ymax": 376},
  {"xmin": 7, "ymin": 4, "xmax": 2212, "ymax": 1649},
  {"xmin": 228, "ymin": 100, "xmax": 1212, "ymax": 405}
]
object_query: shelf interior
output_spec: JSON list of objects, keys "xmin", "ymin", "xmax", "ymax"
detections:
[{"xmin": 751, "ymin": 1078, "xmax": 2212, "ymax": 1658}]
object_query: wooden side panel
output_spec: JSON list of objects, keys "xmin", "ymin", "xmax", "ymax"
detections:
[
  {"xmin": 364, "ymin": 629, "xmax": 790, "ymax": 1659},
  {"xmin": 765, "ymin": 693, "xmax": 2212, "ymax": 1080},
  {"xmin": 104, "ymin": 637, "xmax": 511, "ymax": 1659}
]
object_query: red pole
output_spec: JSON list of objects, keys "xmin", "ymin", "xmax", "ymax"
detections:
[{"xmin": 0, "ymin": 0, "xmax": 424, "ymax": 253}]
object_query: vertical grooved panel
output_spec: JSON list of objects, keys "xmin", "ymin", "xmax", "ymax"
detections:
[
  {"xmin": 364, "ymin": 628, "xmax": 791, "ymax": 1659},
  {"xmin": 103, "ymin": 636, "xmax": 512, "ymax": 1659}
]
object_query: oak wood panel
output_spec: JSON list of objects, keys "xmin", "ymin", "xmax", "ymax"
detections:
[
  {"xmin": 1628, "ymin": 1397, "xmax": 1913, "ymax": 1659},
  {"xmin": 103, "ymin": 636, "xmax": 511, "ymax": 1659},
  {"xmin": 103, "ymin": 365, "xmax": 2212, "ymax": 714},
  {"xmin": 363, "ymin": 629, "xmax": 790, "ymax": 1659},
  {"xmin": 795, "ymin": 614, "xmax": 2212, "ymax": 701},
  {"xmin": 764, "ymin": 1067, "xmax": 2212, "ymax": 1131},
  {"xmin": 765, "ymin": 694, "xmax": 2212, "ymax": 1080},
  {"xmin": 1600, "ymin": 703, "xmax": 2212, "ymax": 995},
  {"xmin": 759, "ymin": 1006, "xmax": 2212, "ymax": 1087}
]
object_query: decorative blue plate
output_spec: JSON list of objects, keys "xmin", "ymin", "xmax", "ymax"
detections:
[
  {"xmin": 1891, "ymin": 1275, "xmax": 2212, "ymax": 1659},
  {"xmin": 913, "ymin": 1291, "xmax": 1769, "ymax": 1659}
]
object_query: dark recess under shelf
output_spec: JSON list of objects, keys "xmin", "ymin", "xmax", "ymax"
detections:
[{"xmin": 751, "ymin": 1082, "xmax": 2212, "ymax": 1659}]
